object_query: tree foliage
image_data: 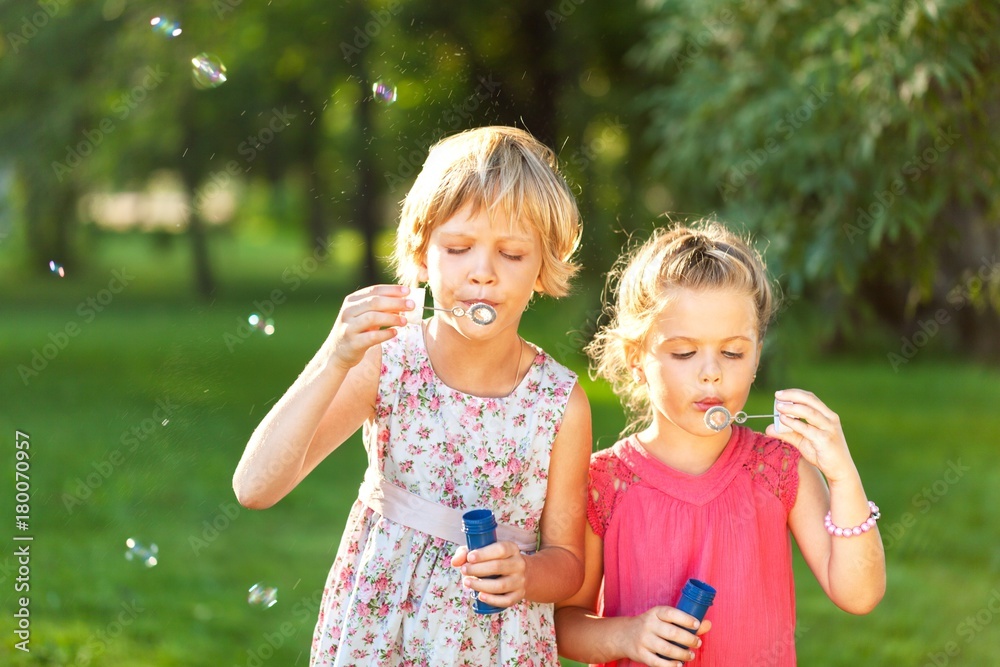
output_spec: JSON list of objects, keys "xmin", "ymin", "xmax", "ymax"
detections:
[{"xmin": 633, "ymin": 0, "xmax": 1000, "ymax": 351}]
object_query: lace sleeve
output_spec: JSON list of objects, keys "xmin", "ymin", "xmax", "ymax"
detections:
[
  {"xmin": 744, "ymin": 436, "xmax": 801, "ymax": 515},
  {"xmin": 587, "ymin": 450, "xmax": 637, "ymax": 538}
]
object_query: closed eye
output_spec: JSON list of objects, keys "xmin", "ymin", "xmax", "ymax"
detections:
[
  {"xmin": 445, "ymin": 247, "xmax": 469, "ymax": 255},
  {"xmin": 500, "ymin": 251, "xmax": 524, "ymax": 261},
  {"xmin": 671, "ymin": 352, "xmax": 696, "ymax": 360},
  {"xmin": 723, "ymin": 351, "xmax": 745, "ymax": 359}
]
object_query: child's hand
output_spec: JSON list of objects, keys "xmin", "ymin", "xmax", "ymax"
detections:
[
  {"xmin": 327, "ymin": 285, "xmax": 413, "ymax": 370},
  {"xmin": 767, "ymin": 388, "xmax": 856, "ymax": 483},
  {"xmin": 621, "ymin": 606, "xmax": 711, "ymax": 666},
  {"xmin": 451, "ymin": 542, "xmax": 527, "ymax": 609}
]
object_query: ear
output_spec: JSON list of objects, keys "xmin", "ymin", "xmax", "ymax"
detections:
[
  {"xmin": 533, "ymin": 274, "xmax": 545, "ymax": 294},
  {"xmin": 416, "ymin": 260, "xmax": 429, "ymax": 284}
]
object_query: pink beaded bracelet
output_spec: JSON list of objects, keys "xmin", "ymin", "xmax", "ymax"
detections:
[{"xmin": 824, "ymin": 501, "xmax": 880, "ymax": 537}]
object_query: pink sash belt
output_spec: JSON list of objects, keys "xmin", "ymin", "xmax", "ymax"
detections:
[{"xmin": 358, "ymin": 469, "xmax": 538, "ymax": 553}]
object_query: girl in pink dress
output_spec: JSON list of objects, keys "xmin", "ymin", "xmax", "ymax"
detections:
[
  {"xmin": 555, "ymin": 222, "xmax": 886, "ymax": 666},
  {"xmin": 233, "ymin": 127, "xmax": 592, "ymax": 666}
]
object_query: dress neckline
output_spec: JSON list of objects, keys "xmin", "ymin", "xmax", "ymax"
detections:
[
  {"xmin": 414, "ymin": 322, "xmax": 538, "ymax": 400},
  {"xmin": 616, "ymin": 426, "xmax": 748, "ymax": 506}
]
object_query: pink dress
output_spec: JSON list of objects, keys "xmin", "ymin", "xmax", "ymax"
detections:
[
  {"xmin": 311, "ymin": 323, "xmax": 577, "ymax": 666},
  {"xmin": 588, "ymin": 426, "xmax": 801, "ymax": 666}
]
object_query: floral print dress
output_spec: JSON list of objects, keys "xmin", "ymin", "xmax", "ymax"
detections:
[{"xmin": 310, "ymin": 323, "xmax": 577, "ymax": 666}]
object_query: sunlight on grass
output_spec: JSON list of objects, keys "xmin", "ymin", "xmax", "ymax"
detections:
[{"xmin": 3, "ymin": 234, "xmax": 998, "ymax": 665}]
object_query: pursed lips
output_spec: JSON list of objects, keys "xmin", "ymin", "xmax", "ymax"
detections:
[{"xmin": 694, "ymin": 396, "xmax": 723, "ymax": 411}]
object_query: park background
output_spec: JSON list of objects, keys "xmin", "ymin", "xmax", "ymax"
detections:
[{"xmin": 2, "ymin": 0, "xmax": 999, "ymax": 665}]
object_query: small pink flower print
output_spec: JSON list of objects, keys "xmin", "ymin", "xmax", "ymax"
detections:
[
  {"xmin": 419, "ymin": 364, "xmax": 434, "ymax": 383},
  {"xmin": 506, "ymin": 457, "xmax": 523, "ymax": 474}
]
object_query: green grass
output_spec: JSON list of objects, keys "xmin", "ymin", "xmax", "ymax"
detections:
[{"xmin": 2, "ymin": 233, "xmax": 999, "ymax": 665}]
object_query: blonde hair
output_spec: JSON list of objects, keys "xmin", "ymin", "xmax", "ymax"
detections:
[
  {"xmin": 393, "ymin": 126, "xmax": 581, "ymax": 297},
  {"xmin": 586, "ymin": 220, "xmax": 777, "ymax": 432}
]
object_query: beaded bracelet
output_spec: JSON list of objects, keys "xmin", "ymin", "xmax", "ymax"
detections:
[{"xmin": 824, "ymin": 501, "xmax": 880, "ymax": 537}]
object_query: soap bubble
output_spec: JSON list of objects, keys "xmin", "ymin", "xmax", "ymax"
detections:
[
  {"xmin": 704, "ymin": 406, "xmax": 731, "ymax": 432},
  {"xmin": 191, "ymin": 53, "xmax": 228, "ymax": 89},
  {"xmin": 372, "ymin": 81, "xmax": 397, "ymax": 104},
  {"xmin": 248, "ymin": 313, "xmax": 275, "ymax": 336},
  {"xmin": 125, "ymin": 538, "xmax": 159, "ymax": 567},
  {"xmin": 48, "ymin": 260, "xmax": 65, "ymax": 278},
  {"xmin": 468, "ymin": 303, "xmax": 496, "ymax": 326},
  {"xmin": 150, "ymin": 16, "xmax": 182, "ymax": 38},
  {"xmin": 248, "ymin": 583, "xmax": 278, "ymax": 608}
]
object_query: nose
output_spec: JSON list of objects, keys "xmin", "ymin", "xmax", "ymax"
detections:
[
  {"xmin": 468, "ymin": 248, "xmax": 497, "ymax": 285},
  {"xmin": 699, "ymin": 356, "xmax": 722, "ymax": 384}
]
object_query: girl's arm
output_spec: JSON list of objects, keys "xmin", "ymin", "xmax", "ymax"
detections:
[
  {"xmin": 554, "ymin": 524, "xmax": 707, "ymax": 666},
  {"xmin": 232, "ymin": 285, "xmax": 412, "ymax": 509},
  {"xmin": 770, "ymin": 389, "xmax": 886, "ymax": 614},
  {"xmin": 452, "ymin": 383, "xmax": 591, "ymax": 604},
  {"xmin": 523, "ymin": 381, "xmax": 591, "ymax": 602}
]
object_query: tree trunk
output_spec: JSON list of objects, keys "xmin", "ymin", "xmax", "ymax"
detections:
[
  {"xmin": 23, "ymin": 166, "xmax": 76, "ymax": 275},
  {"xmin": 179, "ymin": 149, "xmax": 215, "ymax": 298}
]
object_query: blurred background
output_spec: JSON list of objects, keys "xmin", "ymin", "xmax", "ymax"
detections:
[{"xmin": 1, "ymin": 0, "xmax": 998, "ymax": 665}]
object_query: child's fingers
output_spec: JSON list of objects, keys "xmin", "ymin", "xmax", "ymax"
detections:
[
  {"xmin": 475, "ymin": 589, "xmax": 523, "ymax": 609},
  {"xmin": 774, "ymin": 399, "xmax": 838, "ymax": 432},
  {"xmin": 469, "ymin": 575, "xmax": 527, "ymax": 608},
  {"xmin": 450, "ymin": 546, "xmax": 470, "ymax": 568},
  {"xmin": 341, "ymin": 297, "xmax": 413, "ymax": 324},
  {"xmin": 774, "ymin": 388, "xmax": 835, "ymax": 422},
  {"xmin": 344, "ymin": 284, "xmax": 410, "ymax": 303},
  {"xmin": 695, "ymin": 618, "xmax": 712, "ymax": 636},
  {"xmin": 652, "ymin": 606, "xmax": 700, "ymax": 632},
  {"xmin": 460, "ymin": 542, "xmax": 521, "ymax": 577},
  {"xmin": 627, "ymin": 608, "xmax": 702, "ymax": 666},
  {"xmin": 464, "ymin": 541, "xmax": 519, "ymax": 564}
]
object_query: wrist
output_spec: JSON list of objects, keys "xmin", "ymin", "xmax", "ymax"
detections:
[{"xmin": 824, "ymin": 462, "xmax": 862, "ymax": 488}]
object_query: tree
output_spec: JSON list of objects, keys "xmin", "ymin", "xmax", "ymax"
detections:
[{"xmin": 633, "ymin": 0, "xmax": 1000, "ymax": 355}]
